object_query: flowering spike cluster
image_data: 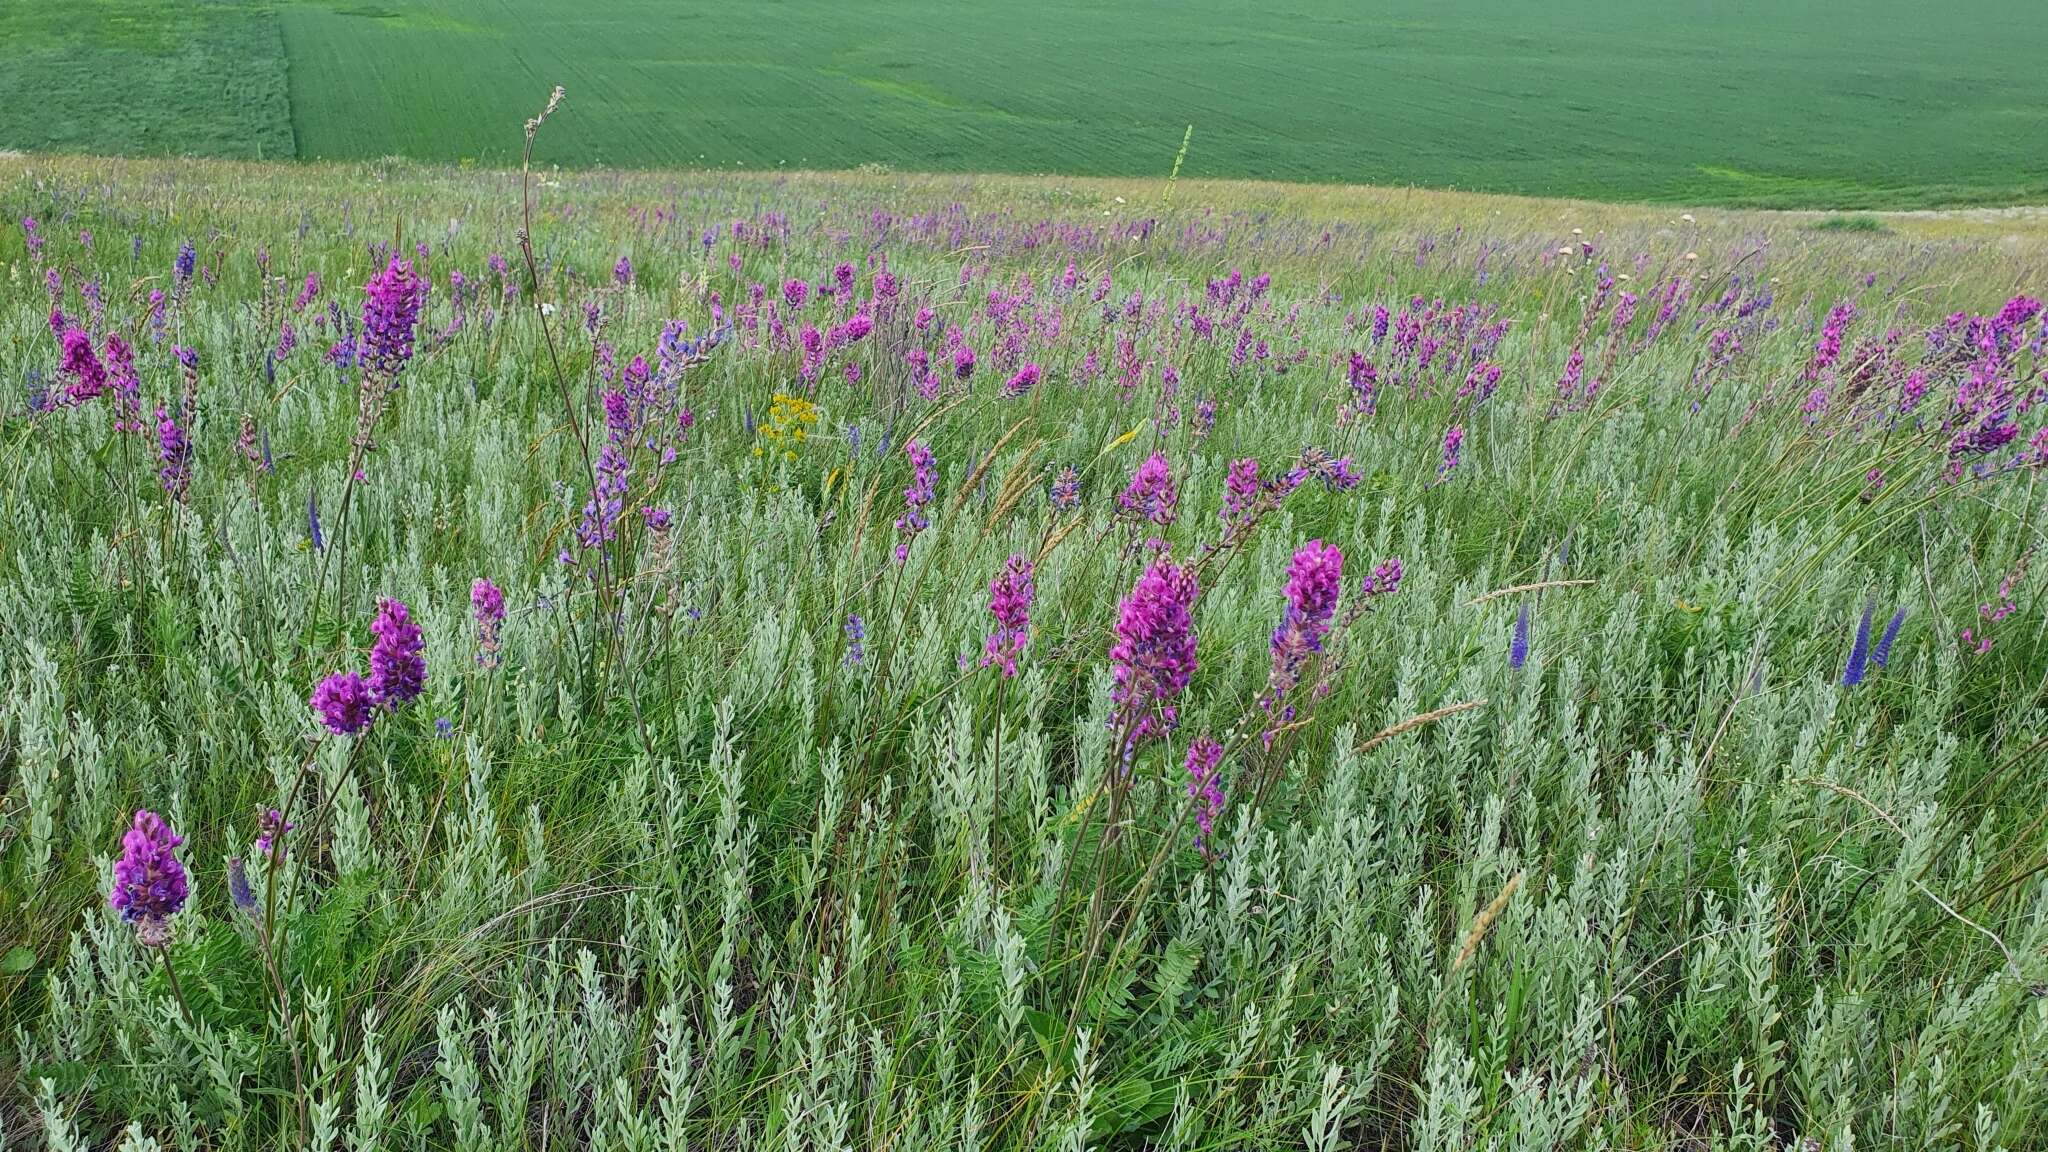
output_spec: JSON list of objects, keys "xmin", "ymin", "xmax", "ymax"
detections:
[
  {"xmin": 1874, "ymin": 606, "xmax": 1907, "ymax": 669},
  {"xmin": 1049, "ymin": 464, "xmax": 1081, "ymax": 512},
  {"xmin": 1842, "ymin": 600, "xmax": 1875, "ymax": 687},
  {"xmin": 155, "ymin": 407, "xmax": 192, "ymax": 500},
  {"xmin": 255, "ymin": 808, "xmax": 293, "ymax": 863},
  {"xmin": 1002, "ymin": 362, "xmax": 1041, "ymax": 398},
  {"xmin": 893, "ymin": 439, "xmax": 936, "ymax": 563},
  {"xmin": 1509, "ymin": 601, "xmax": 1531, "ymax": 670},
  {"xmin": 110, "ymin": 810, "xmax": 188, "ymax": 946},
  {"xmin": 981, "ymin": 554, "xmax": 1035, "ymax": 677},
  {"xmin": 1437, "ymin": 424, "xmax": 1465, "ymax": 481},
  {"xmin": 1184, "ymin": 737, "xmax": 1226, "ymax": 853},
  {"xmin": 58, "ymin": 326, "xmax": 108, "ymax": 404},
  {"xmin": 472, "ymin": 578, "xmax": 506, "ymax": 667},
  {"xmin": 368, "ymin": 598, "xmax": 427, "ymax": 708},
  {"xmin": 1265, "ymin": 541, "xmax": 1343, "ymax": 734},
  {"xmin": 1118, "ymin": 452, "xmax": 1179, "ymax": 527},
  {"xmin": 360, "ymin": 258, "xmax": 427, "ymax": 380},
  {"xmin": 1109, "ymin": 558, "xmax": 1199, "ymax": 753},
  {"xmin": 311, "ymin": 672, "xmax": 375, "ymax": 735}
]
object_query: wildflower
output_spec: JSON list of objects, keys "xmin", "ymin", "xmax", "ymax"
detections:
[
  {"xmin": 1109, "ymin": 558, "xmax": 1199, "ymax": 751},
  {"xmin": 893, "ymin": 439, "xmax": 936, "ymax": 563},
  {"xmin": 953, "ymin": 344, "xmax": 977, "ymax": 380},
  {"xmin": 981, "ymin": 555, "xmax": 1035, "ymax": 677},
  {"xmin": 1269, "ymin": 540, "xmax": 1343, "ymax": 699},
  {"xmin": 308, "ymin": 488, "xmax": 325, "ymax": 552},
  {"xmin": 782, "ymin": 278, "xmax": 809, "ymax": 309},
  {"xmin": 1003, "ymin": 362, "xmax": 1041, "ymax": 398},
  {"xmin": 1221, "ymin": 458, "xmax": 1264, "ymax": 528},
  {"xmin": 1874, "ymin": 606, "xmax": 1907, "ymax": 669},
  {"xmin": 1805, "ymin": 300, "xmax": 1855, "ymax": 381},
  {"xmin": 1437, "ymin": 424, "xmax": 1465, "ymax": 481},
  {"xmin": 368, "ymin": 598, "xmax": 427, "ymax": 708},
  {"xmin": 1842, "ymin": 600, "xmax": 1874, "ymax": 687},
  {"xmin": 156, "ymin": 407, "xmax": 191, "ymax": 500},
  {"xmin": 174, "ymin": 241, "xmax": 196, "ymax": 288},
  {"xmin": 1509, "ymin": 601, "xmax": 1531, "ymax": 670},
  {"xmin": 843, "ymin": 614, "xmax": 866, "ymax": 668},
  {"xmin": 227, "ymin": 857, "xmax": 257, "ymax": 913},
  {"xmin": 614, "ymin": 255, "xmax": 634, "ymax": 287},
  {"xmin": 255, "ymin": 808, "xmax": 293, "ymax": 864},
  {"xmin": 110, "ymin": 811, "xmax": 188, "ymax": 947},
  {"xmin": 1184, "ymin": 737, "xmax": 1226, "ymax": 852},
  {"xmin": 58, "ymin": 326, "xmax": 108, "ymax": 404},
  {"xmin": 1362, "ymin": 557, "xmax": 1403, "ymax": 597},
  {"xmin": 311, "ymin": 671, "xmax": 375, "ymax": 736},
  {"xmin": 1049, "ymin": 464, "xmax": 1081, "ymax": 512},
  {"xmin": 360, "ymin": 258, "xmax": 427, "ymax": 379},
  {"xmin": 472, "ymin": 578, "xmax": 505, "ymax": 667},
  {"xmin": 1118, "ymin": 452, "xmax": 1178, "ymax": 527}
]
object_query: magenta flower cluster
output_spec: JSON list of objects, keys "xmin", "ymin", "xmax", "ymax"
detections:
[
  {"xmin": 311, "ymin": 597, "xmax": 426, "ymax": 735},
  {"xmin": 1118, "ymin": 452, "xmax": 1179, "ymax": 527},
  {"xmin": 981, "ymin": 554, "xmax": 1035, "ymax": 677},
  {"xmin": 1109, "ymin": 558, "xmax": 1199, "ymax": 751},
  {"xmin": 894, "ymin": 439, "xmax": 937, "ymax": 563},
  {"xmin": 110, "ymin": 810, "xmax": 188, "ymax": 945},
  {"xmin": 360, "ymin": 258, "xmax": 427, "ymax": 379}
]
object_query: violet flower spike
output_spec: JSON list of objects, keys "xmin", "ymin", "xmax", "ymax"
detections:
[
  {"xmin": 368, "ymin": 598, "xmax": 427, "ymax": 708},
  {"xmin": 110, "ymin": 810, "xmax": 188, "ymax": 947},
  {"xmin": 1842, "ymin": 599, "xmax": 1874, "ymax": 688}
]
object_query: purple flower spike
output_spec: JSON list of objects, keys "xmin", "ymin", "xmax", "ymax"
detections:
[
  {"xmin": 110, "ymin": 810, "xmax": 188, "ymax": 946},
  {"xmin": 311, "ymin": 672, "xmax": 376, "ymax": 736},
  {"xmin": 1109, "ymin": 558, "xmax": 1199, "ymax": 752},
  {"xmin": 368, "ymin": 598, "xmax": 426, "ymax": 708},
  {"xmin": 981, "ymin": 554, "xmax": 1035, "ymax": 677}
]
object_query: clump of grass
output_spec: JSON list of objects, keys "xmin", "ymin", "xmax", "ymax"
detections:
[{"xmin": 1809, "ymin": 213, "xmax": 1890, "ymax": 233}]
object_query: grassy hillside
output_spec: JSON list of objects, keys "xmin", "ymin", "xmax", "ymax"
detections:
[
  {"xmin": 4, "ymin": 1, "xmax": 2048, "ymax": 207},
  {"xmin": 2, "ymin": 154, "xmax": 2046, "ymax": 1148}
]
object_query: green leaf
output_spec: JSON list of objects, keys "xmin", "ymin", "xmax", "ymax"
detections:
[{"xmin": 2, "ymin": 945, "xmax": 36, "ymax": 974}]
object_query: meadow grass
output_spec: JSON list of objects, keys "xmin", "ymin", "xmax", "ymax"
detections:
[
  {"xmin": 2, "ymin": 151, "xmax": 2047, "ymax": 1150},
  {"xmin": 6, "ymin": 0, "xmax": 2048, "ymax": 208}
]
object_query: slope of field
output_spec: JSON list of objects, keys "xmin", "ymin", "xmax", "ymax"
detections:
[{"xmin": 7, "ymin": 0, "xmax": 2048, "ymax": 208}]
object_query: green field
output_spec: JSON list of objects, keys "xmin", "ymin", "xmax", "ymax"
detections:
[{"xmin": 4, "ymin": 0, "xmax": 2047, "ymax": 207}]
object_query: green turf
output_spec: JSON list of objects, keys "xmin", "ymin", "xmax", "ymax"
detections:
[
  {"xmin": 0, "ymin": 0, "xmax": 295, "ymax": 161},
  {"xmin": 5, "ymin": 0, "xmax": 2048, "ymax": 208}
]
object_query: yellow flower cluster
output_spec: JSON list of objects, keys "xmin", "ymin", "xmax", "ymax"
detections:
[{"xmin": 753, "ymin": 393, "xmax": 820, "ymax": 463}]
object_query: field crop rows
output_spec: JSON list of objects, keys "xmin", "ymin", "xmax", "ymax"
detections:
[
  {"xmin": 1, "ymin": 153, "xmax": 2046, "ymax": 1149},
  {"xmin": 6, "ymin": 1, "xmax": 2048, "ymax": 207}
]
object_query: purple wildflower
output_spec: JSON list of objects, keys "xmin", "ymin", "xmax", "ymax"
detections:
[
  {"xmin": 1109, "ymin": 558, "xmax": 1199, "ymax": 751},
  {"xmin": 1509, "ymin": 601, "xmax": 1531, "ymax": 670},
  {"xmin": 310, "ymin": 672, "xmax": 375, "ymax": 736},
  {"xmin": 894, "ymin": 439, "xmax": 937, "ymax": 563},
  {"xmin": 255, "ymin": 808, "xmax": 293, "ymax": 863},
  {"xmin": 1184, "ymin": 737, "xmax": 1226, "ymax": 852},
  {"xmin": 1843, "ymin": 600, "xmax": 1874, "ymax": 687},
  {"xmin": 472, "ymin": 578, "xmax": 505, "ymax": 667},
  {"xmin": 1438, "ymin": 424, "xmax": 1465, "ymax": 480},
  {"xmin": 1873, "ymin": 606, "xmax": 1907, "ymax": 669},
  {"xmin": 981, "ymin": 555, "xmax": 1035, "ymax": 677},
  {"xmin": 146, "ymin": 401, "xmax": 190, "ymax": 497},
  {"xmin": 360, "ymin": 258, "xmax": 427, "ymax": 379},
  {"xmin": 368, "ymin": 598, "xmax": 427, "ymax": 708},
  {"xmin": 110, "ymin": 810, "xmax": 188, "ymax": 946},
  {"xmin": 1003, "ymin": 362, "xmax": 1041, "ymax": 398},
  {"xmin": 1049, "ymin": 464, "xmax": 1081, "ymax": 512},
  {"xmin": 1118, "ymin": 452, "xmax": 1179, "ymax": 527}
]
